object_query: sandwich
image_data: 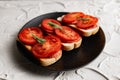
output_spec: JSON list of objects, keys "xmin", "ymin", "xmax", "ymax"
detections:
[
  {"xmin": 40, "ymin": 18, "xmax": 82, "ymax": 51},
  {"xmin": 58, "ymin": 12, "xmax": 99, "ymax": 37},
  {"xmin": 17, "ymin": 27, "xmax": 62, "ymax": 66}
]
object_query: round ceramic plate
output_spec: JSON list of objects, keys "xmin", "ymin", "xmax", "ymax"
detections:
[{"xmin": 16, "ymin": 12, "xmax": 105, "ymax": 71}]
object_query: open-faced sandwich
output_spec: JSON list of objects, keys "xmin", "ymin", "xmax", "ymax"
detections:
[
  {"xmin": 58, "ymin": 12, "xmax": 99, "ymax": 37},
  {"xmin": 17, "ymin": 27, "xmax": 62, "ymax": 66},
  {"xmin": 40, "ymin": 19, "xmax": 82, "ymax": 51}
]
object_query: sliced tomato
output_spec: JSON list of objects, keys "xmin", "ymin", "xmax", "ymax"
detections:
[
  {"xmin": 62, "ymin": 12, "xmax": 84, "ymax": 24},
  {"xmin": 76, "ymin": 15, "xmax": 98, "ymax": 29},
  {"xmin": 55, "ymin": 26, "xmax": 81, "ymax": 43},
  {"xmin": 41, "ymin": 19, "xmax": 61, "ymax": 33},
  {"xmin": 18, "ymin": 27, "xmax": 43, "ymax": 45},
  {"xmin": 32, "ymin": 35, "xmax": 61, "ymax": 58}
]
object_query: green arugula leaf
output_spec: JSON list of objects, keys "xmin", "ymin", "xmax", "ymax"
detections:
[
  {"xmin": 48, "ymin": 22, "xmax": 62, "ymax": 30},
  {"xmin": 32, "ymin": 34, "xmax": 46, "ymax": 44},
  {"xmin": 80, "ymin": 18, "xmax": 90, "ymax": 21}
]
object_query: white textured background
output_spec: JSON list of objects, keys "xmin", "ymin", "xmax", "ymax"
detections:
[{"xmin": 0, "ymin": 0, "xmax": 120, "ymax": 80}]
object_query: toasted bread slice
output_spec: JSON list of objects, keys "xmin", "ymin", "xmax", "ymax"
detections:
[
  {"xmin": 17, "ymin": 38, "xmax": 62, "ymax": 66},
  {"xmin": 62, "ymin": 38, "xmax": 82, "ymax": 51},
  {"xmin": 39, "ymin": 50, "xmax": 62, "ymax": 66},
  {"xmin": 69, "ymin": 24, "xmax": 99, "ymax": 37}
]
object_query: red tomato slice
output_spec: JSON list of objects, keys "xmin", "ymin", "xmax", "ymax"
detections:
[
  {"xmin": 55, "ymin": 26, "xmax": 81, "ymax": 43},
  {"xmin": 76, "ymin": 15, "xmax": 98, "ymax": 29},
  {"xmin": 18, "ymin": 27, "xmax": 43, "ymax": 45},
  {"xmin": 32, "ymin": 35, "xmax": 61, "ymax": 58},
  {"xmin": 41, "ymin": 19, "xmax": 61, "ymax": 33},
  {"xmin": 62, "ymin": 12, "xmax": 84, "ymax": 24}
]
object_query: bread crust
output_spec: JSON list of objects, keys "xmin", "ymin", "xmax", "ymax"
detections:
[
  {"xmin": 62, "ymin": 38, "xmax": 82, "ymax": 51},
  {"xmin": 69, "ymin": 24, "xmax": 99, "ymax": 37},
  {"xmin": 39, "ymin": 50, "xmax": 62, "ymax": 66}
]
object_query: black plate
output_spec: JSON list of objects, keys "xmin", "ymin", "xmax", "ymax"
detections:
[{"xmin": 16, "ymin": 12, "xmax": 105, "ymax": 71}]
